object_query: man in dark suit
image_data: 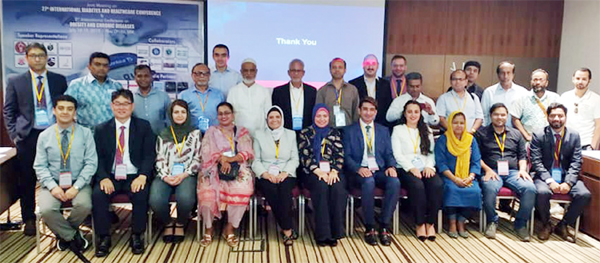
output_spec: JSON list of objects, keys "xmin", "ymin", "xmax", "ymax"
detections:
[
  {"xmin": 272, "ymin": 59, "xmax": 317, "ymax": 132},
  {"xmin": 343, "ymin": 97, "xmax": 399, "ymax": 246},
  {"xmin": 92, "ymin": 89, "xmax": 156, "ymax": 256},
  {"xmin": 531, "ymin": 103, "xmax": 591, "ymax": 242},
  {"xmin": 3, "ymin": 42, "xmax": 67, "ymax": 235},
  {"xmin": 349, "ymin": 54, "xmax": 393, "ymax": 129}
]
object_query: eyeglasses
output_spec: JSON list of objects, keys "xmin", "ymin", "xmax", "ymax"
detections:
[
  {"xmin": 192, "ymin": 71, "xmax": 210, "ymax": 77},
  {"xmin": 27, "ymin": 54, "xmax": 47, "ymax": 59},
  {"xmin": 113, "ymin": 102, "xmax": 132, "ymax": 107},
  {"xmin": 288, "ymin": 69, "xmax": 304, "ymax": 73}
]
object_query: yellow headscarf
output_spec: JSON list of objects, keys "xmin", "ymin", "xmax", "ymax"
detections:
[{"xmin": 445, "ymin": 111, "xmax": 473, "ymax": 180}]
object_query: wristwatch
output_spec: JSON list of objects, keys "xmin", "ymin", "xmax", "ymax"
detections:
[{"xmin": 73, "ymin": 185, "xmax": 80, "ymax": 191}]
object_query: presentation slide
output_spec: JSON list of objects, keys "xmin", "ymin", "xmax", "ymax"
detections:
[{"xmin": 207, "ymin": 0, "xmax": 386, "ymax": 88}]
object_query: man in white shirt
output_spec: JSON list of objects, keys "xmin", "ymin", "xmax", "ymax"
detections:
[
  {"xmin": 386, "ymin": 72, "xmax": 439, "ymax": 127},
  {"xmin": 560, "ymin": 68, "xmax": 600, "ymax": 150},
  {"xmin": 272, "ymin": 59, "xmax": 317, "ymax": 132},
  {"xmin": 481, "ymin": 61, "xmax": 528, "ymax": 127},
  {"xmin": 227, "ymin": 58, "xmax": 272, "ymax": 136},
  {"xmin": 436, "ymin": 70, "xmax": 484, "ymax": 132}
]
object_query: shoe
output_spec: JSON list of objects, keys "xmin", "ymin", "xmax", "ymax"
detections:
[
  {"xmin": 327, "ymin": 239, "xmax": 338, "ymax": 247},
  {"xmin": 316, "ymin": 240, "xmax": 328, "ymax": 247},
  {"xmin": 162, "ymin": 223, "xmax": 174, "ymax": 243},
  {"xmin": 458, "ymin": 231, "xmax": 469, "ymax": 239},
  {"xmin": 447, "ymin": 231, "xmax": 458, "ymax": 238},
  {"xmin": 427, "ymin": 235, "xmax": 436, "ymax": 241},
  {"xmin": 417, "ymin": 236, "xmax": 427, "ymax": 242},
  {"xmin": 130, "ymin": 234, "xmax": 145, "ymax": 254},
  {"xmin": 199, "ymin": 234, "xmax": 213, "ymax": 247},
  {"xmin": 484, "ymin": 222, "xmax": 497, "ymax": 239},
  {"xmin": 56, "ymin": 237, "xmax": 70, "ymax": 251},
  {"xmin": 538, "ymin": 223, "xmax": 553, "ymax": 241},
  {"xmin": 72, "ymin": 231, "xmax": 89, "ymax": 252},
  {"xmin": 23, "ymin": 219, "xmax": 36, "ymax": 236},
  {"xmin": 554, "ymin": 223, "xmax": 575, "ymax": 243},
  {"xmin": 364, "ymin": 229, "xmax": 378, "ymax": 246},
  {"xmin": 281, "ymin": 230, "xmax": 294, "ymax": 246},
  {"xmin": 95, "ymin": 236, "xmax": 111, "ymax": 257},
  {"xmin": 515, "ymin": 226, "xmax": 530, "ymax": 242},
  {"xmin": 378, "ymin": 228, "xmax": 392, "ymax": 246},
  {"xmin": 222, "ymin": 233, "xmax": 239, "ymax": 247},
  {"xmin": 172, "ymin": 224, "xmax": 185, "ymax": 243}
]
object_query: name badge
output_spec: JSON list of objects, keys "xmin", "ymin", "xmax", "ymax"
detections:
[
  {"xmin": 35, "ymin": 109, "xmax": 50, "ymax": 126},
  {"xmin": 198, "ymin": 116, "xmax": 210, "ymax": 132},
  {"xmin": 319, "ymin": 161, "xmax": 331, "ymax": 172},
  {"xmin": 367, "ymin": 156, "xmax": 379, "ymax": 171},
  {"xmin": 59, "ymin": 171, "xmax": 72, "ymax": 189},
  {"xmin": 333, "ymin": 105, "xmax": 341, "ymax": 115},
  {"xmin": 268, "ymin": 164, "xmax": 280, "ymax": 176},
  {"xmin": 292, "ymin": 115, "xmax": 303, "ymax": 131},
  {"xmin": 497, "ymin": 160, "xmax": 509, "ymax": 176},
  {"xmin": 115, "ymin": 164, "xmax": 127, "ymax": 180},
  {"xmin": 412, "ymin": 157, "xmax": 425, "ymax": 171},
  {"xmin": 551, "ymin": 168, "xmax": 562, "ymax": 183},
  {"xmin": 335, "ymin": 112, "xmax": 346, "ymax": 127},
  {"xmin": 223, "ymin": 151, "xmax": 235, "ymax": 158},
  {"xmin": 171, "ymin": 163, "xmax": 185, "ymax": 176}
]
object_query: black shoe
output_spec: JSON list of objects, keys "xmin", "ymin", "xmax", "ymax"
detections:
[
  {"xmin": 417, "ymin": 236, "xmax": 427, "ymax": 242},
  {"xmin": 130, "ymin": 234, "xmax": 145, "ymax": 254},
  {"xmin": 23, "ymin": 220, "xmax": 36, "ymax": 236},
  {"xmin": 316, "ymin": 239, "xmax": 328, "ymax": 247},
  {"xmin": 95, "ymin": 236, "xmax": 111, "ymax": 257},
  {"xmin": 554, "ymin": 223, "xmax": 575, "ymax": 243},
  {"xmin": 327, "ymin": 239, "xmax": 338, "ymax": 247},
  {"xmin": 110, "ymin": 211, "xmax": 119, "ymax": 224},
  {"xmin": 379, "ymin": 228, "xmax": 392, "ymax": 246},
  {"xmin": 72, "ymin": 231, "xmax": 89, "ymax": 252},
  {"xmin": 427, "ymin": 235, "xmax": 436, "ymax": 241},
  {"xmin": 172, "ymin": 224, "xmax": 185, "ymax": 243},
  {"xmin": 56, "ymin": 237, "xmax": 70, "ymax": 251},
  {"xmin": 364, "ymin": 229, "xmax": 378, "ymax": 246}
]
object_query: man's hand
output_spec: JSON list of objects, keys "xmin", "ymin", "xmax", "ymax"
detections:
[
  {"xmin": 559, "ymin": 183, "xmax": 571, "ymax": 194},
  {"xmin": 423, "ymin": 102, "xmax": 435, "ymax": 115},
  {"xmin": 549, "ymin": 182, "xmax": 560, "ymax": 193},
  {"xmin": 409, "ymin": 168, "xmax": 422, "ymax": 179},
  {"xmin": 50, "ymin": 186, "xmax": 67, "ymax": 202},
  {"xmin": 100, "ymin": 178, "xmax": 115, "ymax": 195},
  {"xmin": 423, "ymin": 167, "xmax": 435, "ymax": 178},
  {"xmin": 483, "ymin": 169, "xmax": 499, "ymax": 181},
  {"xmin": 131, "ymin": 175, "xmax": 147, "ymax": 193},
  {"xmin": 518, "ymin": 170, "xmax": 532, "ymax": 182},
  {"xmin": 64, "ymin": 187, "xmax": 79, "ymax": 201},
  {"xmin": 358, "ymin": 167, "xmax": 373, "ymax": 178},
  {"xmin": 385, "ymin": 167, "xmax": 397, "ymax": 178}
]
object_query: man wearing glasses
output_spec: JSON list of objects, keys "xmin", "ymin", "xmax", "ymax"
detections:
[
  {"xmin": 272, "ymin": 59, "xmax": 317, "ymax": 132},
  {"xmin": 3, "ymin": 42, "xmax": 68, "ymax": 235},
  {"xmin": 179, "ymin": 63, "xmax": 225, "ymax": 132},
  {"xmin": 435, "ymin": 69, "xmax": 484, "ymax": 132},
  {"xmin": 560, "ymin": 68, "xmax": 600, "ymax": 150}
]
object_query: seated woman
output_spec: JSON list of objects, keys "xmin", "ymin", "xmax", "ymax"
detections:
[
  {"xmin": 252, "ymin": 106, "xmax": 299, "ymax": 246},
  {"xmin": 434, "ymin": 111, "xmax": 482, "ymax": 238},
  {"xmin": 391, "ymin": 101, "xmax": 443, "ymax": 241},
  {"xmin": 197, "ymin": 102, "xmax": 254, "ymax": 247},
  {"xmin": 150, "ymin": 100, "xmax": 201, "ymax": 243},
  {"xmin": 298, "ymin": 104, "xmax": 346, "ymax": 247}
]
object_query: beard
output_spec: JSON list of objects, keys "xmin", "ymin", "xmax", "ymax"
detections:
[
  {"xmin": 242, "ymin": 78, "xmax": 255, "ymax": 85},
  {"xmin": 550, "ymin": 121, "xmax": 563, "ymax": 129}
]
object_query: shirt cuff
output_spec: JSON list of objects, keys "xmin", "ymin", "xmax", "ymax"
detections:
[
  {"xmin": 545, "ymin": 178, "xmax": 556, "ymax": 185},
  {"xmin": 73, "ymin": 178, "xmax": 87, "ymax": 190},
  {"xmin": 44, "ymin": 180, "xmax": 59, "ymax": 191}
]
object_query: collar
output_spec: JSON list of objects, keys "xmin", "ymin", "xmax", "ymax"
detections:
[
  {"xmin": 57, "ymin": 123, "xmax": 75, "ymax": 133},
  {"xmin": 530, "ymin": 89, "xmax": 547, "ymax": 100},
  {"xmin": 85, "ymin": 72, "xmax": 112, "ymax": 85},
  {"xmin": 29, "ymin": 69, "xmax": 47, "ymax": 79},
  {"xmin": 487, "ymin": 124, "xmax": 509, "ymax": 135},
  {"xmin": 363, "ymin": 75, "xmax": 378, "ymax": 83},
  {"xmin": 325, "ymin": 80, "xmax": 347, "ymax": 89},
  {"xmin": 289, "ymin": 82, "xmax": 304, "ymax": 90},
  {"xmin": 359, "ymin": 119, "xmax": 374, "ymax": 128},
  {"xmin": 450, "ymin": 89, "xmax": 467, "ymax": 98},
  {"xmin": 212, "ymin": 66, "xmax": 231, "ymax": 73},
  {"xmin": 193, "ymin": 86, "xmax": 213, "ymax": 94},
  {"xmin": 115, "ymin": 118, "xmax": 132, "ymax": 129},
  {"xmin": 135, "ymin": 86, "xmax": 156, "ymax": 96},
  {"xmin": 495, "ymin": 82, "xmax": 515, "ymax": 91}
]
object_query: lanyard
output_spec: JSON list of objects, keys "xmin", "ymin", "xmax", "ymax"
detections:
[
  {"xmin": 55, "ymin": 125, "xmax": 75, "ymax": 168},
  {"xmin": 290, "ymin": 86, "xmax": 303, "ymax": 112},
  {"xmin": 406, "ymin": 126, "xmax": 420, "ymax": 154},
  {"xmin": 335, "ymin": 87, "xmax": 343, "ymax": 105},
  {"xmin": 452, "ymin": 92, "xmax": 468, "ymax": 111},
  {"xmin": 494, "ymin": 131, "xmax": 506, "ymax": 157},
  {"xmin": 534, "ymin": 96, "xmax": 548, "ymax": 118},
  {"xmin": 554, "ymin": 129, "xmax": 565, "ymax": 162},
  {"xmin": 31, "ymin": 72, "xmax": 45, "ymax": 104},
  {"xmin": 275, "ymin": 140, "xmax": 280, "ymax": 159},
  {"xmin": 360, "ymin": 124, "xmax": 375, "ymax": 153},
  {"xmin": 116, "ymin": 128, "xmax": 125, "ymax": 156},
  {"xmin": 392, "ymin": 76, "xmax": 406, "ymax": 98},
  {"xmin": 170, "ymin": 126, "xmax": 186, "ymax": 157},
  {"xmin": 195, "ymin": 91, "xmax": 210, "ymax": 113},
  {"xmin": 321, "ymin": 138, "xmax": 327, "ymax": 156},
  {"xmin": 221, "ymin": 128, "xmax": 235, "ymax": 154}
]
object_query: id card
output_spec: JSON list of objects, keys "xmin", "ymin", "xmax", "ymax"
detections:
[
  {"xmin": 198, "ymin": 116, "xmax": 210, "ymax": 132},
  {"xmin": 551, "ymin": 168, "xmax": 562, "ymax": 183},
  {"xmin": 335, "ymin": 112, "xmax": 346, "ymax": 127},
  {"xmin": 35, "ymin": 109, "xmax": 50, "ymax": 126},
  {"xmin": 268, "ymin": 164, "xmax": 280, "ymax": 176},
  {"xmin": 333, "ymin": 105, "xmax": 341, "ymax": 115},
  {"xmin": 412, "ymin": 157, "xmax": 425, "ymax": 171},
  {"xmin": 59, "ymin": 171, "xmax": 72, "ymax": 189},
  {"xmin": 223, "ymin": 151, "xmax": 235, "ymax": 158},
  {"xmin": 497, "ymin": 160, "xmax": 509, "ymax": 176},
  {"xmin": 171, "ymin": 163, "xmax": 185, "ymax": 176},
  {"xmin": 367, "ymin": 156, "xmax": 379, "ymax": 171},
  {"xmin": 292, "ymin": 115, "xmax": 303, "ymax": 131},
  {"xmin": 319, "ymin": 161, "xmax": 331, "ymax": 172},
  {"xmin": 115, "ymin": 164, "xmax": 127, "ymax": 180}
]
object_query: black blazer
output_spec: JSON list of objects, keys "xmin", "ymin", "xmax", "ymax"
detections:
[
  {"xmin": 94, "ymin": 116, "xmax": 156, "ymax": 182},
  {"xmin": 530, "ymin": 126, "xmax": 582, "ymax": 186},
  {"xmin": 272, "ymin": 82, "xmax": 317, "ymax": 130},
  {"xmin": 349, "ymin": 75, "xmax": 393, "ymax": 128},
  {"xmin": 3, "ymin": 70, "xmax": 67, "ymax": 142}
]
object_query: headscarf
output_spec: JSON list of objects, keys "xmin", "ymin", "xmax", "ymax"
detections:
[
  {"xmin": 444, "ymin": 111, "xmax": 473, "ymax": 180},
  {"xmin": 266, "ymin": 105, "xmax": 285, "ymax": 141},
  {"xmin": 312, "ymin": 103, "xmax": 331, "ymax": 161},
  {"xmin": 159, "ymin": 100, "xmax": 195, "ymax": 143}
]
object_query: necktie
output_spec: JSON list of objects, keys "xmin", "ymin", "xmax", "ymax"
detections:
[
  {"xmin": 61, "ymin": 129, "xmax": 70, "ymax": 170},
  {"xmin": 554, "ymin": 134, "xmax": 561, "ymax": 167},
  {"xmin": 366, "ymin": 125, "xmax": 373, "ymax": 156},
  {"xmin": 116, "ymin": 126, "xmax": 126, "ymax": 165},
  {"xmin": 395, "ymin": 79, "xmax": 402, "ymax": 97},
  {"xmin": 37, "ymin": 76, "xmax": 46, "ymax": 108}
]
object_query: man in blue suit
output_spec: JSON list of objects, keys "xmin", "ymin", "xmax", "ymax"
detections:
[{"xmin": 343, "ymin": 97, "xmax": 399, "ymax": 246}]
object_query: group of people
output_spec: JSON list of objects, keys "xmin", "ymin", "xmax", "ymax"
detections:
[{"xmin": 2, "ymin": 42, "xmax": 597, "ymax": 258}]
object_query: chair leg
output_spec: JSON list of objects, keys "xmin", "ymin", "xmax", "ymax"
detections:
[
  {"xmin": 92, "ymin": 217, "xmax": 96, "ymax": 251},
  {"xmin": 147, "ymin": 210, "xmax": 153, "ymax": 247},
  {"xmin": 480, "ymin": 210, "xmax": 485, "ymax": 233},
  {"xmin": 393, "ymin": 202, "xmax": 399, "ymax": 235},
  {"xmin": 529, "ymin": 207, "xmax": 534, "ymax": 237},
  {"xmin": 298, "ymin": 196, "xmax": 305, "ymax": 237},
  {"xmin": 35, "ymin": 208, "xmax": 41, "ymax": 254},
  {"xmin": 437, "ymin": 210, "xmax": 443, "ymax": 234},
  {"xmin": 574, "ymin": 216, "xmax": 580, "ymax": 242},
  {"xmin": 350, "ymin": 197, "xmax": 355, "ymax": 236}
]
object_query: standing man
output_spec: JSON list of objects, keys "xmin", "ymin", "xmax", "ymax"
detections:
[
  {"xmin": 343, "ymin": 97, "xmax": 399, "ymax": 246},
  {"xmin": 476, "ymin": 103, "xmax": 536, "ymax": 242},
  {"xmin": 560, "ymin": 68, "xmax": 600, "ymax": 150},
  {"xmin": 34, "ymin": 95, "xmax": 97, "ymax": 252},
  {"xmin": 132, "ymin": 65, "xmax": 171, "ymax": 135},
  {"xmin": 436, "ymin": 70, "xmax": 484, "ymax": 132},
  {"xmin": 446, "ymin": 61, "xmax": 484, "ymax": 100},
  {"xmin": 272, "ymin": 59, "xmax": 317, "ymax": 132},
  {"xmin": 208, "ymin": 44, "xmax": 242, "ymax": 98},
  {"xmin": 531, "ymin": 103, "xmax": 591, "ymax": 242},
  {"xmin": 92, "ymin": 90, "xmax": 156, "ymax": 257},
  {"xmin": 3, "ymin": 42, "xmax": 68, "ymax": 235},
  {"xmin": 384, "ymin": 55, "xmax": 408, "ymax": 99},
  {"xmin": 180, "ymin": 63, "xmax": 225, "ymax": 132},
  {"xmin": 349, "ymin": 54, "xmax": 393, "ymax": 128},
  {"xmin": 386, "ymin": 72, "xmax": 439, "ymax": 127},
  {"xmin": 511, "ymin": 69, "xmax": 560, "ymax": 141},
  {"xmin": 227, "ymin": 58, "xmax": 272, "ymax": 136},
  {"xmin": 316, "ymin": 58, "xmax": 360, "ymax": 128},
  {"xmin": 481, "ymin": 61, "xmax": 528, "ymax": 127},
  {"xmin": 66, "ymin": 52, "xmax": 122, "ymax": 128}
]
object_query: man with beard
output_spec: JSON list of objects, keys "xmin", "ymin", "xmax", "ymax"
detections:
[
  {"xmin": 349, "ymin": 54, "xmax": 393, "ymax": 128},
  {"xmin": 180, "ymin": 63, "xmax": 225, "ymax": 132},
  {"xmin": 511, "ymin": 69, "xmax": 560, "ymax": 141},
  {"xmin": 560, "ymin": 68, "xmax": 600, "ymax": 150},
  {"xmin": 384, "ymin": 55, "xmax": 408, "ymax": 99},
  {"xmin": 530, "ymin": 103, "xmax": 591, "ymax": 242},
  {"xmin": 316, "ymin": 57, "xmax": 360, "ymax": 127},
  {"xmin": 227, "ymin": 58, "xmax": 272, "ymax": 136}
]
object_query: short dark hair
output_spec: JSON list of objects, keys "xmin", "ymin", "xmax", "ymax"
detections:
[
  {"xmin": 217, "ymin": 102, "xmax": 234, "ymax": 113},
  {"xmin": 53, "ymin": 95, "xmax": 78, "ymax": 109},
  {"xmin": 406, "ymin": 72, "xmax": 422, "ymax": 82},
  {"xmin": 25, "ymin": 42, "xmax": 47, "ymax": 55},
  {"xmin": 391, "ymin": 55, "xmax": 407, "ymax": 64},
  {"xmin": 89, "ymin": 52, "xmax": 110, "ymax": 65},
  {"xmin": 329, "ymin": 57, "xmax": 346, "ymax": 69},
  {"xmin": 547, "ymin": 102, "xmax": 567, "ymax": 116},
  {"xmin": 463, "ymin": 60, "xmax": 481, "ymax": 71},
  {"xmin": 191, "ymin": 63, "xmax": 208, "ymax": 73},
  {"xmin": 496, "ymin": 61, "xmax": 515, "ymax": 75},
  {"xmin": 359, "ymin": 96, "xmax": 378, "ymax": 110},
  {"xmin": 212, "ymin": 44, "xmax": 230, "ymax": 57},
  {"xmin": 134, "ymin": 64, "xmax": 152, "ymax": 75},
  {"xmin": 111, "ymin": 89, "xmax": 134, "ymax": 103},
  {"xmin": 574, "ymin": 67, "xmax": 592, "ymax": 80},
  {"xmin": 489, "ymin": 102, "xmax": 508, "ymax": 115}
]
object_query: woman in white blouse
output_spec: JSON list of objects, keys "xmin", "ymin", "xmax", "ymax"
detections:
[{"xmin": 391, "ymin": 100, "xmax": 443, "ymax": 241}]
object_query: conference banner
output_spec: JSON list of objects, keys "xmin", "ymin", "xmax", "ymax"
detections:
[{"xmin": 1, "ymin": 0, "xmax": 204, "ymax": 95}]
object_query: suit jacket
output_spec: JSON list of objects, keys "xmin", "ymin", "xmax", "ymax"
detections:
[
  {"xmin": 343, "ymin": 121, "xmax": 397, "ymax": 173},
  {"xmin": 3, "ymin": 70, "xmax": 67, "ymax": 143},
  {"xmin": 94, "ymin": 116, "xmax": 156, "ymax": 182},
  {"xmin": 271, "ymin": 82, "xmax": 317, "ymax": 130},
  {"xmin": 349, "ymin": 75, "xmax": 393, "ymax": 128},
  {"xmin": 530, "ymin": 126, "xmax": 582, "ymax": 186},
  {"xmin": 251, "ymin": 128, "xmax": 299, "ymax": 178}
]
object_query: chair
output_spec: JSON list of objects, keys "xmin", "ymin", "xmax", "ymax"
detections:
[
  {"xmin": 35, "ymin": 201, "xmax": 82, "ymax": 254},
  {"xmin": 480, "ymin": 187, "xmax": 534, "ymax": 236},
  {"xmin": 533, "ymin": 193, "xmax": 581, "ymax": 241},
  {"xmin": 346, "ymin": 187, "xmax": 400, "ymax": 236}
]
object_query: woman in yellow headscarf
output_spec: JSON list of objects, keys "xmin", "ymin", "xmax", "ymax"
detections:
[{"xmin": 434, "ymin": 111, "xmax": 482, "ymax": 239}]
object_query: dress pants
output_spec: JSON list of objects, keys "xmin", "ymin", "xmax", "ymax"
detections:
[
  {"xmin": 398, "ymin": 169, "xmax": 443, "ymax": 225},
  {"xmin": 304, "ymin": 172, "xmax": 347, "ymax": 241},
  {"xmin": 15, "ymin": 129, "xmax": 42, "ymax": 222},
  {"xmin": 257, "ymin": 177, "xmax": 296, "ymax": 231},
  {"xmin": 535, "ymin": 179, "xmax": 591, "ymax": 226},
  {"xmin": 39, "ymin": 186, "xmax": 92, "ymax": 241},
  {"xmin": 352, "ymin": 170, "xmax": 400, "ymax": 230}
]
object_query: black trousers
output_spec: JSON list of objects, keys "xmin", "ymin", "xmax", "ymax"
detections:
[
  {"xmin": 92, "ymin": 175, "xmax": 149, "ymax": 236},
  {"xmin": 535, "ymin": 179, "xmax": 591, "ymax": 226},
  {"xmin": 15, "ymin": 129, "xmax": 42, "ymax": 222},
  {"xmin": 257, "ymin": 177, "xmax": 296, "ymax": 231},
  {"xmin": 304, "ymin": 172, "xmax": 347, "ymax": 241},
  {"xmin": 398, "ymin": 169, "xmax": 444, "ymax": 225}
]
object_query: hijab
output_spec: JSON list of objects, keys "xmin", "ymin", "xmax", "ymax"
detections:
[
  {"xmin": 266, "ymin": 106, "xmax": 285, "ymax": 141},
  {"xmin": 312, "ymin": 103, "xmax": 331, "ymax": 161},
  {"xmin": 444, "ymin": 111, "xmax": 473, "ymax": 180},
  {"xmin": 159, "ymin": 100, "xmax": 195, "ymax": 143}
]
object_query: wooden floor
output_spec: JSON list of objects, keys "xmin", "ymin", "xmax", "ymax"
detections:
[{"xmin": 2, "ymin": 199, "xmax": 600, "ymax": 263}]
